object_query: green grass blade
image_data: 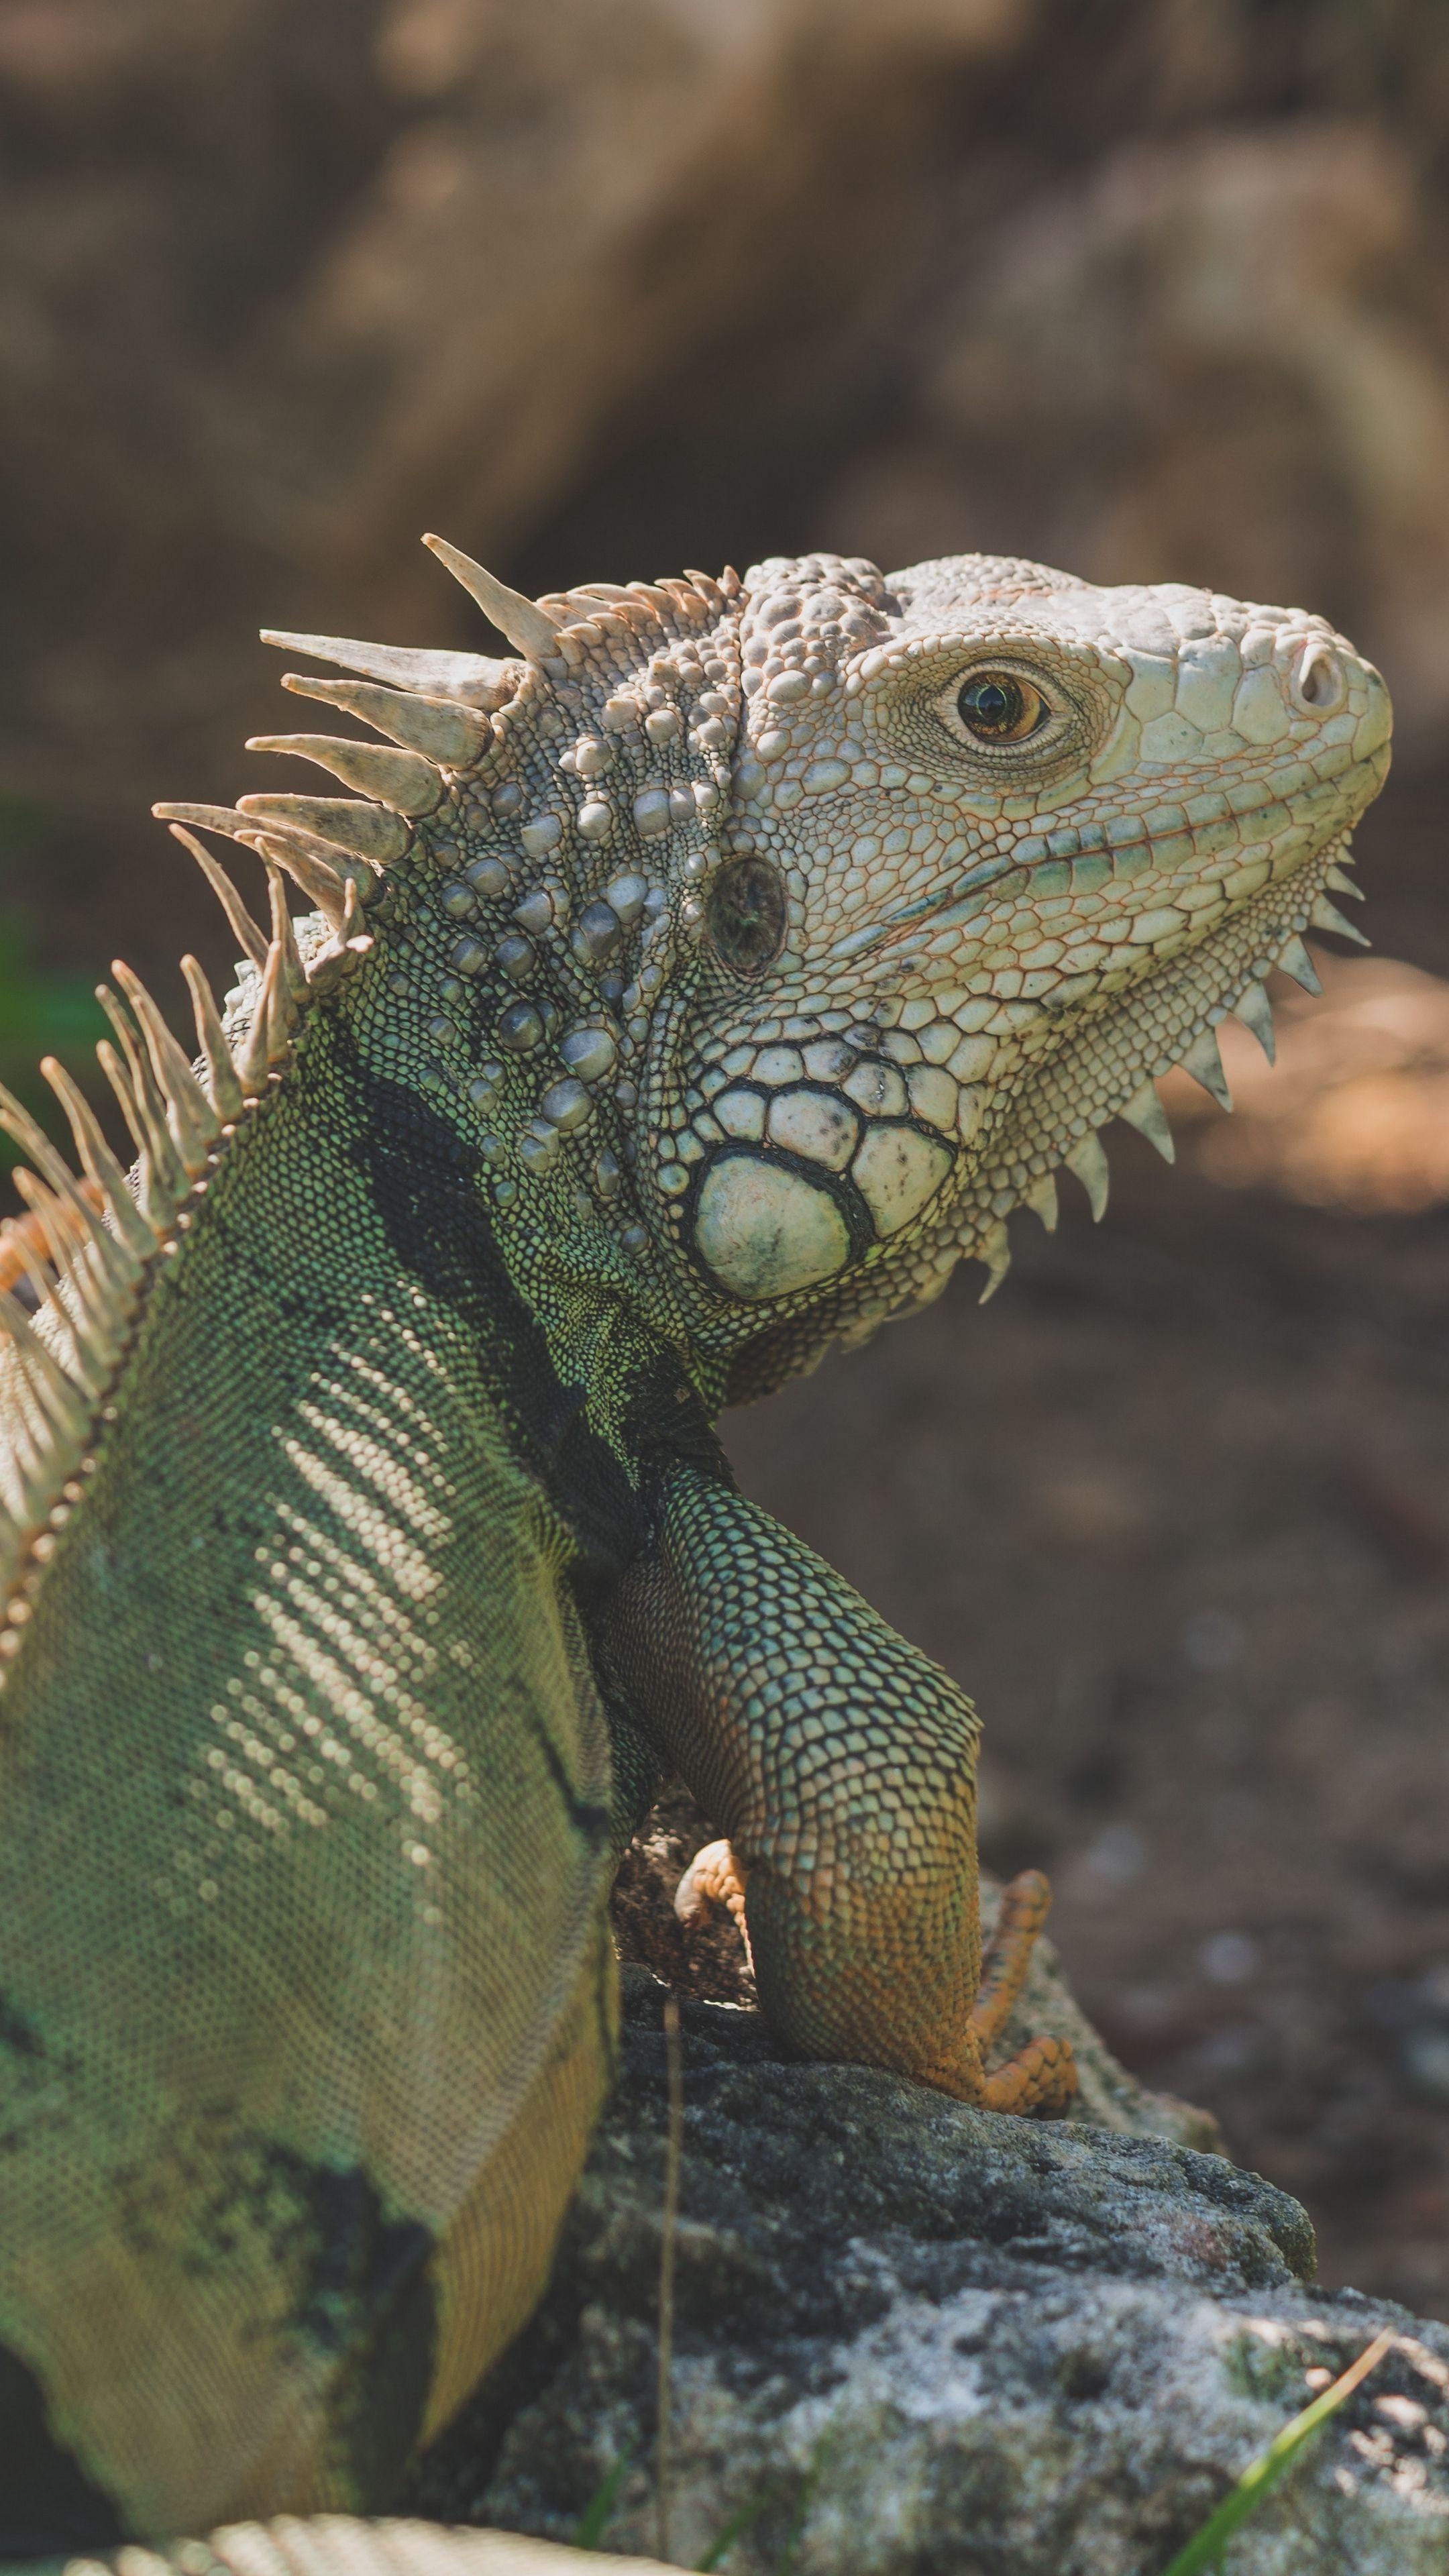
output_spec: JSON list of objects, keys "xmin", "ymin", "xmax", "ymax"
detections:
[
  {"xmin": 572, "ymin": 2438, "xmax": 638, "ymax": 2550},
  {"xmin": 694, "ymin": 2487, "xmax": 780, "ymax": 2573},
  {"xmin": 694, "ymin": 2427, "xmax": 836, "ymax": 2575},
  {"xmin": 1159, "ymin": 2325, "xmax": 1397, "ymax": 2576}
]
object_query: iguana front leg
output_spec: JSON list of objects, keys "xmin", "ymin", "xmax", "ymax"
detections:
[{"xmin": 601, "ymin": 1466, "xmax": 1075, "ymax": 2115}]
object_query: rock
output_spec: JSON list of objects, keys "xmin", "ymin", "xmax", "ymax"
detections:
[{"xmin": 409, "ymin": 1969, "xmax": 1449, "ymax": 2575}]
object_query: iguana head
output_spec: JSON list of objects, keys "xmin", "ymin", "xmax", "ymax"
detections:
[
  {"xmin": 152, "ymin": 539, "xmax": 1389, "ymax": 1413},
  {"xmin": 662, "ymin": 549, "xmax": 1391, "ymax": 1393}
]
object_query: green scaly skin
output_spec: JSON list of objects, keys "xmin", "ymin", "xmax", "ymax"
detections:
[{"xmin": 0, "ymin": 543, "xmax": 1389, "ymax": 2556}]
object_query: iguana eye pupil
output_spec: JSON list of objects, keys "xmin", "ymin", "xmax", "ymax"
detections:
[
  {"xmin": 706, "ymin": 857, "xmax": 787, "ymax": 978},
  {"xmin": 957, "ymin": 673, "xmax": 1046, "ymax": 742}
]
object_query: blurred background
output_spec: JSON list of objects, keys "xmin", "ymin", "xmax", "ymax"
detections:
[{"xmin": 2, "ymin": 0, "xmax": 1448, "ymax": 2311}]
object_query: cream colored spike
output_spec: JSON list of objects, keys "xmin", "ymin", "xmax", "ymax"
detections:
[
  {"xmin": 1118, "ymin": 1078, "xmax": 1175, "ymax": 1163},
  {"xmin": 35, "ymin": 1059, "xmax": 156, "ymax": 1265},
  {"xmin": 0, "ymin": 1290, "xmax": 87, "ymax": 1443},
  {"xmin": 111, "ymin": 963, "xmax": 221, "ymax": 1181},
  {"xmin": 96, "ymin": 991, "xmax": 190, "ymax": 1231},
  {"xmin": 1326, "ymin": 863, "xmax": 1364, "ymax": 900},
  {"xmin": 1064, "ymin": 1130, "xmax": 1111, "ymax": 1221},
  {"xmin": 1022, "ymin": 1171, "xmax": 1059, "ymax": 1231},
  {"xmin": 1277, "ymin": 935, "xmax": 1323, "ymax": 995},
  {"xmin": 245, "ymin": 733, "xmax": 443, "ymax": 818},
  {"xmin": 3, "ymin": 1180, "xmax": 120, "ymax": 1407},
  {"xmin": 179, "ymin": 958, "xmax": 244, "ymax": 1122},
  {"xmin": 164, "ymin": 822, "xmax": 270, "ymax": 972},
  {"xmin": 161, "ymin": 801, "xmax": 363, "ymax": 905},
  {"xmin": 265, "ymin": 937, "xmax": 299, "ymax": 1067},
  {"xmin": 260, "ymin": 627, "xmax": 508, "ymax": 700},
  {"xmin": 248, "ymin": 833, "xmax": 350, "ymax": 938},
  {"xmin": 422, "ymin": 533, "xmax": 563, "ymax": 661},
  {"xmin": 0, "ymin": 1079, "xmax": 148, "ymax": 1288},
  {"xmin": 235, "ymin": 943, "xmax": 290, "ymax": 1099},
  {"xmin": 7, "ymin": 1176, "xmax": 113, "ymax": 1398},
  {"xmin": 265, "ymin": 871, "xmax": 310, "ymax": 1007},
  {"xmin": 280, "ymin": 672, "xmax": 492, "ymax": 769},
  {"xmin": 234, "ymin": 794, "xmax": 410, "ymax": 867},
  {"xmin": 1309, "ymin": 892, "xmax": 1371, "ymax": 948},
  {"xmin": 8, "ymin": 1185, "xmax": 114, "ymax": 1401},
  {"xmin": 1233, "ymin": 980, "xmax": 1276, "ymax": 1063},
  {"xmin": 98, "ymin": 983, "xmax": 193, "ymax": 1197},
  {"xmin": 1179, "ymin": 1027, "xmax": 1232, "ymax": 1112},
  {"xmin": 661, "ymin": 578, "xmax": 711, "ymax": 624},
  {"xmin": 303, "ymin": 874, "xmax": 374, "ymax": 995},
  {"xmin": 976, "ymin": 1222, "xmax": 1012, "ymax": 1302}
]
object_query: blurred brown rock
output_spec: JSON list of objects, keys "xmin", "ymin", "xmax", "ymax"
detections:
[
  {"xmin": 3, "ymin": 0, "xmax": 1449, "ymax": 952},
  {"xmin": 0, "ymin": 0, "xmax": 1021, "ymax": 870},
  {"xmin": 822, "ymin": 119, "xmax": 1449, "ymax": 742},
  {"xmin": 1163, "ymin": 949, "xmax": 1449, "ymax": 1212}
]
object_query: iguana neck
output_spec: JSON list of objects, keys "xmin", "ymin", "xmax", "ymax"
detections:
[
  {"xmin": 224, "ymin": 577, "xmax": 755, "ymax": 1421},
  {"xmin": 319, "ymin": 857, "xmax": 733, "ymax": 1438}
]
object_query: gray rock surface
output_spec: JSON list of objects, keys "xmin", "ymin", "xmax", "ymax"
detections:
[{"xmin": 410, "ymin": 1970, "xmax": 1449, "ymax": 2576}]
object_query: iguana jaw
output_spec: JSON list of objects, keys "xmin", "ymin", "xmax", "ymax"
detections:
[
  {"xmin": 954, "ymin": 803, "xmax": 1378, "ymax": 1301},
  {"xmin": 714, "ymin": 801, "xmax": 1379, "ymax": 1405}
]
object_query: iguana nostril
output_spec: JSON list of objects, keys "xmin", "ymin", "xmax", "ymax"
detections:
[{"xmin": 1293, "ymin": 639, "xmax": 1346, "ymax": 714}]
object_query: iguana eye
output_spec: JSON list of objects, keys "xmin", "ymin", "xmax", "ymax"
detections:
[
  {"xmin": 706, "ymin": 857, "xmax": 786, "ymax": 978},
  {"xmin": 957, "ymin": 672, "xmax": 1049, "ymax": 743}
]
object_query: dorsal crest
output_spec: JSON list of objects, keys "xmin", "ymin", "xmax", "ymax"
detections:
[{"xmin": 0, "ymin": 537, "xmax": 745, "ymax": 1644}]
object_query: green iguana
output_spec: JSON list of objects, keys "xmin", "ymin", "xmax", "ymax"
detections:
[{"xmin": 0, "ymin": 537, "xmax": 1389, "ymax": 2555}]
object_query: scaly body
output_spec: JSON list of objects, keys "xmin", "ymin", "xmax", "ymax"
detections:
[{"xmin": 0, "ymin": 542, "xmax": 1389, "ymax": 2548}]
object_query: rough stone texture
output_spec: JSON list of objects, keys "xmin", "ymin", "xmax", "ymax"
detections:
[{"xmin": 409, "ymin": 1969, "xmax": 1449, "ymax": 2575}]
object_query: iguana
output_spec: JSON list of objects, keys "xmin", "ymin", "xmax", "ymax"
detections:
[{"xmin": 0, "ymin": 539, "xmax": 1389, "ymax": 2555}]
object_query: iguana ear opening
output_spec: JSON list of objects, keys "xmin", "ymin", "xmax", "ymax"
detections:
[{"xmin": 704, "ymin": 857, "xmax": 788, "ymax": 979}]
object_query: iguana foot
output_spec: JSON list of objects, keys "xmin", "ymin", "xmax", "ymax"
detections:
[
  {"xmin": 973, "ymin": 1868, "xmax": 1077, "ymax": 2113},
  {"xmin": 978, "ymin": 2029, "xmax": 1077, "ymax": 2115},
  {"xmin": 675, "ymin": 1835, "xmax": 753, "ymax": 1962},
  {"xmin": 920, "ymin": 2019, "xmax": 1077, "ymax": 2115},
  {"xmin": 918, "ymin": 1868, "xmax": 1077, "ymax": 2114},
  {"xmin": 971, "ymin": 1866, "xmax": 1054, "ymax": 2048},
  {"xmin": 677, "ymin": 1840, "xmax": 1075, "ymax": 2116}
]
